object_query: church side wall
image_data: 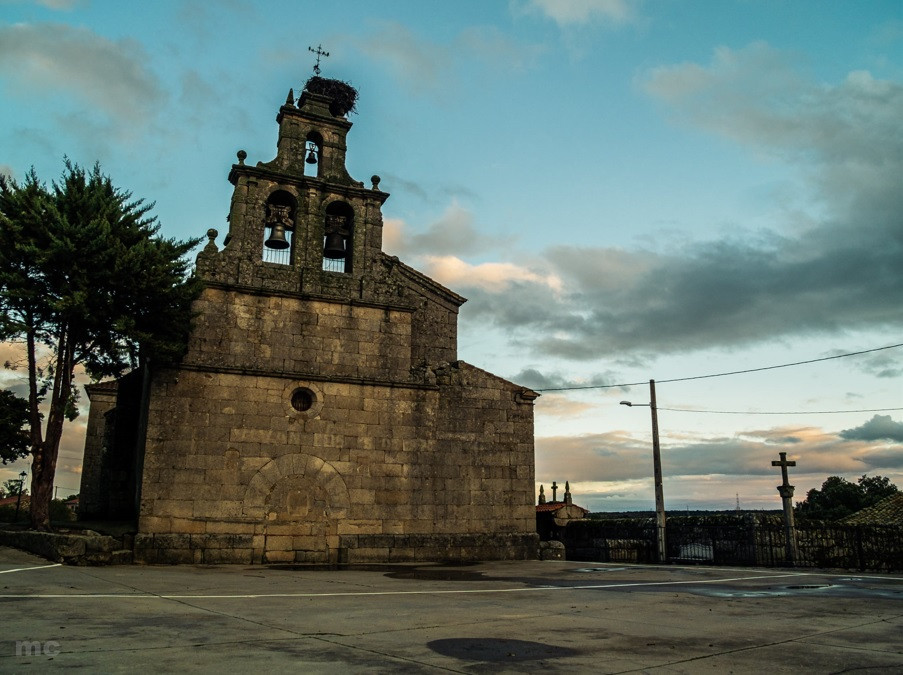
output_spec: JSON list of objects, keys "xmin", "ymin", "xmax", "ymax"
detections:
[{"xmin": 136, "ymin": 368, "xmax": 537, "ymax": 564}]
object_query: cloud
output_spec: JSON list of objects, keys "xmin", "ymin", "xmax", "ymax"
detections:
[
  {"xmin": 383, "ymin": 203, "xmax": 507, "ymax": 258},
  {"xmin": 457, "ymin": 43, "xmax": 903, "ymax": 362},
  {"xmin": 538, "ymin": 421, "xmax": 903, "ymax": 489},
  {"xmin": 849, "ymin": 353, "xmax": 903, "ymax": 379},
  {"xmin": 508, "ymin": 367, "xmax": 622, "ymax": 391},
  {"xmin": 351, "ymin": 20, "xmax": 543, "ymax": 95},
  {"xmin": 458, "ymin": 25, "xmax": 546, "ymax": 72},
  {"xmin": 517, "ymin": 0, "xmax": 640, "ymax": 27},
  {"xmin": 353, "ymin": 21, "xmax": 448, "ymax": 93},
  {"xmin": 423, "ymin": 255, "xmax": 563, "ymax": 294},
  {"xmin": 840, "ymin": 415, "xmax": 903, "ymax": 443},
  {"xmin": 34, "ymin": 0, "xmax": 82, "ymax": 9},
  {"xmin": 0, "ymin": 23, "xmax": 165, "ymax": 130},
  {"xmin": 532, "ymin": 393, "xmax": 597, "ymax": 418}
]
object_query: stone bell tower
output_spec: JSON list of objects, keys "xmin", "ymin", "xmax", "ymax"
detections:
[
  {"xmin": 199, "ymin": 87, "xmax": 388, "ymax": 298},
  {"xmin": 127, "ymin": 80, "xmax": 539, "ymax": 564}
]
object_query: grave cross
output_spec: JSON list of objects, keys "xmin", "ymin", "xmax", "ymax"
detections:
[
  {"xmin": 551, "ymin": 481, "xmax": 558, "ymax": 502},
  {"xmin": 771, "ymin": 451, "xmax": 798, "ymax": 566},
  {"xmin": 308, "ymin": 44, "xmax": 329, "ymax": 75}
]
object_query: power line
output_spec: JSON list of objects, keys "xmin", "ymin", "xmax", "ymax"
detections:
[
  {"xmin": 657, "ymin": 406, "xmax": 903, "ymax": 415},
  {"xmin": 534, "ymin": 342, "xmax": 903, "ymax": 392}
]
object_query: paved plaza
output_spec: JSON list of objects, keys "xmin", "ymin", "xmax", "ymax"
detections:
[{"xmin": 1, "ymin": 546, "xmax": 901, "ymax": 673}]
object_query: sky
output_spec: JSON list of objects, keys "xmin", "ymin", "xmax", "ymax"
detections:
[{"xmin": 0, "ymin": 0, "xmax": 901, "ymax": 511}]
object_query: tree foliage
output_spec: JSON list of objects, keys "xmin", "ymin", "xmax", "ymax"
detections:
[
  {"xmin": 796, "ymin": 474, "xmax": 899, "ymax": 521},
  {"xmin": 0, "ymin": 161, "xmax": 202, "ymax": 529},
  {"xmin": 0, "ymin": 389, "xmax": 30, "ymax": 464},
  {"xmin": 2, "ymin": 476, "xmax": 26, "ymax": 497}
]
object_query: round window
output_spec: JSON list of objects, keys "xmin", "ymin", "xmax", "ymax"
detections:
[{"xmin": 291, "ymin": 387, "xmax": 315, "ymax": 412}]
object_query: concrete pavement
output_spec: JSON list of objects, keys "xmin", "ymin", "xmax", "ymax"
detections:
[{"xmin": 1, "ymin": 546, "xmax": 901, "ymax": 673}]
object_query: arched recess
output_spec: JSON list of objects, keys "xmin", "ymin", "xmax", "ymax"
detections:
[
  {"xmin": 262, "ymin": 189, "xmax": 297, "ymax": 265},
  {"xmin": 322, "ymin": 200, "xmax": 354, "ymax": 273},
  {"xmin": 304, "ymin": 131, "xmax": 323, "ymax": 178},
  {"xmin": 241, "ymin": 454, "xmax": 350, "ymax": 521}
]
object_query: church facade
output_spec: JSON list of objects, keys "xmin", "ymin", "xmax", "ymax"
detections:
[{"xmin": 80, "ymin": 83, "xmax": 539, "ymax": 564}]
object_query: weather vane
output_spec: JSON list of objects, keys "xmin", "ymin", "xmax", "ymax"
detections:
[{"xmin": 308, "ymin": 44, "xmax": 329, "ymax": 76}]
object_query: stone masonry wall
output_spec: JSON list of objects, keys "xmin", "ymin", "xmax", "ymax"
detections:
[
  {"xmin": 78, "ymin": 383, "xmax": 118, "ymax": 519},
  {"xmin": 137, "ymin": 367, "xmax": 537, "ymax": 563},
  {"xmin": 184, "ymin": 287, "xmax": 414, "ymax": 382}
]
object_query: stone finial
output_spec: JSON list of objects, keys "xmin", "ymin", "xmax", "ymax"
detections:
[
  {"xmin": 203, "ymin": 228, "xmax": 218, "ymax": 253},
  {"xmin": 564, "ymin": 480, "xmax": 572, "ymax": 505},
  {"xmin": 371, "ymin": 174, "xmax": 381, "ymax": 190},
  {"xmin": 286, "ymin": 88, "xmax": 295, "ymax": 106},
  {"xmin": 237, "ymin": 150, "xmax": 247, "ymax": 165},
  {"xmin": 538, "ymin": 484, "xmax": 546, "ymax": 505}
]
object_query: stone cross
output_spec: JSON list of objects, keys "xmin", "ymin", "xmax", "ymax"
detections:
[
  {"xmin": 551, "ymin": 481, "xmax": 558, "ymax": 502},
  {"xmin": 771, "ymin": 451, "xmax": 798, "ymax": 565}
]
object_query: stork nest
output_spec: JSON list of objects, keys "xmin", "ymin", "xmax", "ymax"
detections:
[{"xmin": 304, "ymin": 76, "xmax": 359, "ymax": 116}]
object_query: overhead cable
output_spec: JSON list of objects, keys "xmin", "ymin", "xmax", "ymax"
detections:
[{"xmin": 534, "ymin": 342, "xmax": 903, "ymax": 392}]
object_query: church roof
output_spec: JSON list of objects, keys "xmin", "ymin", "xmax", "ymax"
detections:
[{"xmin": 841, "ymin": 493, "xmax": 903, "ymax": 525}]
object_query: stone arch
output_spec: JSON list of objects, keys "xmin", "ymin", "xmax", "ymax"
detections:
[
  {"xmin": 262, "ymin": 189, "xmax": 298, "ymax": 264},
  {"xmin": 241, "ymin": 453, "xmax": 350, "ymax": 521},
  {"xmin": 322, "ymin": 200, "xmax": 354, "ymax": 273}
]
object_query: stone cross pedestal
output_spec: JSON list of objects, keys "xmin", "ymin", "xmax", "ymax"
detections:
[{"xmin": 772, "ymin": 451, "xmax": 799, "ymax": 566}]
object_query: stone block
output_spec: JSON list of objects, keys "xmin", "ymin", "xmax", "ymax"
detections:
[
  {"xmin": 337, "ymin": 520, "xmax": 382, "ymax": 535},
  {"xmin": 265, "ymin": 535, "xmax": 293, "ymax": 550},
  {"xmin": 203, "ymin": 548, "xmax": 253, "ymax": 564},
  {"xmin": 206, "ymin": 520, "xmax": 255, "ymax": 535},
  {"xmin": 264, "ymin": 549, "xmax": 295, "ymax": 563}
]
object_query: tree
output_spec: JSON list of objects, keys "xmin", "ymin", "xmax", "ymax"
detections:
[
  {"xmin": 0, "ymin": 161, "xmax": 201, "ymax": 530},
  {"xmin": 2, "ymin": 477, "xmax": 26, "ymax": 497},
  {"xmin": 0, "ymin": 389, "xmax": 30, "ymax": 464},
  {"xmin": 796, "ymin": 474, "xmax": 899, "ymax": 521}
]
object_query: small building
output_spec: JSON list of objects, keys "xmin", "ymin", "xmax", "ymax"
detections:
[
  {"xmin": 80, "ymin": 80, "xmax": 540, "ymax": 564},
  {"xmin": 535, "ymin": 481, "xmax": 589, "ymax": 541}
]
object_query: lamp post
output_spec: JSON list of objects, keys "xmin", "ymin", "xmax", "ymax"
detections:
[
  {"xmin": 15, "ymin": 470, "xmax": 27, "ymax": 521},
  {"xmin": 621, "ymin": 379, "xmax": 667, "ymax": 563}
]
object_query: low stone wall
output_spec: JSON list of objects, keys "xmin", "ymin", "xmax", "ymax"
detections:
[
  {"xmin": 0, "ymin": 527, "xmax": 132, "ymax": 565},
  {"xmin": 134, "ymin": 531, "xmax": 539, "ymax": 565}
]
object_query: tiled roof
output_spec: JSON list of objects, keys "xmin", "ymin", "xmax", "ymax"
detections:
[
  {"xmin": 841, "ymin": 493, "xmax": 903, "ymax": 525},
  {"xmin": 536, "ymin": 502, "xmax": 589, "ymax": 514}
]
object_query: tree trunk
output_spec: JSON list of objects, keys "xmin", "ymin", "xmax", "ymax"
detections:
[{"xmin": 29, "ymin": 327, "xmax": 73, "ymax": 531}]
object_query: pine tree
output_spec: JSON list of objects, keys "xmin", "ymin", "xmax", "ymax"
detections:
[{"xmin": 0, "ymin": 161, "xmax": 201, "ymax": 529}]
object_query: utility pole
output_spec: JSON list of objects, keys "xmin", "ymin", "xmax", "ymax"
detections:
[
  {"xmin": 649, "ymin": 380, "xmax": 666, "ymax": 564},
  {"xmin": 621, "ymin": 380, "xmax": 667, "ymax": 563}
]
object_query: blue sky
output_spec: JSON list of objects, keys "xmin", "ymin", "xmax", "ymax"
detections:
[{"xmin": 1, "ymin": 0, "xmax": 901, "ymax": 510}]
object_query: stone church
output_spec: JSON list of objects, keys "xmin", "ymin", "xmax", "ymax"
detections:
[{"xmin": 80, "ymin": 81, "xmax": 540, "ymax": 564}]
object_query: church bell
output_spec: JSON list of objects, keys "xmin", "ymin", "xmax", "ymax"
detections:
[
  {"xmin": 265, "ymin": 224, "xmax": 290, "ymax": 249},
  {"xmin": 323, "ymin": 232, "xmax": 346, "ymax": 259}
]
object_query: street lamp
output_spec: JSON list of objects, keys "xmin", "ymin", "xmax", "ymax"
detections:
[
  {"xmin": 15, "ymin": 470, "xmax": 27, "ymax": 521},
  {"xmin": 621, "ymin": 379, "xmax": 667, "ymax": 563}
]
